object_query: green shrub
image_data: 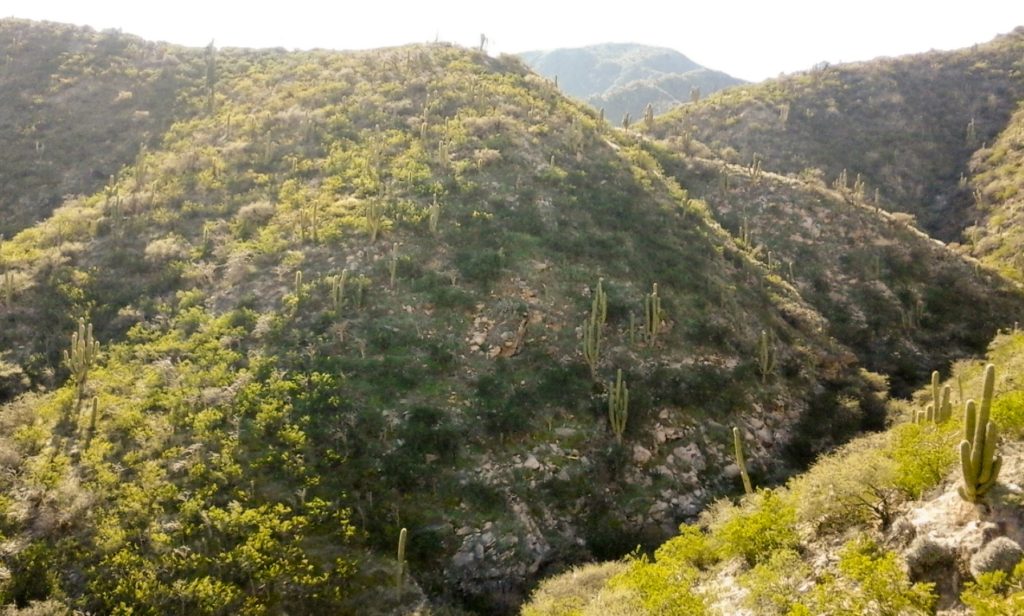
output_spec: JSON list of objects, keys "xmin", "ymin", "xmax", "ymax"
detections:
[
  {"xmin": 792, "ymin": 536, "xmax": 935, "ymax": 615},
  {"xmin": 710, "ymin": 489, "xmax": 798, "ymax": 565},
  {"xmin": 522, "ymin": 561, "xmax": 629, "ymax": 616},
  {"xmin": 607, "ymin": 549, "xmax": 709, "ymax": 615},
  {"xmin": 961, "ymin": 560, "xmax": 1024, "ymax": 616},
  {"xmin": 887, "ymin": 421, "xmax": 959, "ymax": 498},
  {"xmin": 740, "ymin": 549, "xmax": 810, "ymax": 615},
  {"xmin": 992, "ymin": 390, "xmax": 1024, "ymax": 438}
]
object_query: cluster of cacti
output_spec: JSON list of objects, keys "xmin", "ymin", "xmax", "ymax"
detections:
[
  {"xmin": 852, "ymin": 173, "xmax": 866, "ymax": 199},
  {"xmin": 690, "ymin": 86, "xmax": 701, "ymax": 103},
  {"xmin": 396, "ymin": 527, "xmax": 408, "ymax": 590},
  {"xmin": 643, "ymin": 103, "xmax": 655, "ymax": 129},
  {"xmin": 915, "ymin": 371, "xmax": 952, "ymax": 424},
  {"xmin": 733, "ymin": 427, "xmax": 753, "ymax": 495},
  {"xmin": 643, "ymin": 283, "xmax": 663, "ymax": 345},
  {"xmin": 758, "ymin": 329, "xmax": 775, "ymax": 384},
  {"xmin": 958, "ymin": 364, "xmax": 1002, "ymax": 503},
  {"xmin": 366, "ymin": 198, "xmax": 384, "ymax": 242},
  {"xmin": 582, "ymin": 278, "xmax": 607, "ymax": 377},
  {"xmin": 608, "ymin": 369, "xmax": 629, "ymax": 444},
  {"xmin": 64, "ymin": 318, "xmax": 100, "ymax": 413},
  {"xmin": 331, "ymin": 270, "xmax": 348, "ymax": 311},
  {"xmin": 749, "ymin": 157, "xmax": 762, "ymax": 181},
  {"xmin": 621, "ymin": 113, "xmax": 631, "ymax": 130},
  {"xmin": 966, "ymin": 117, "xmax": 977, "ymax": 145},
  {"xmin": 833, "ymin": 168, "xmax": 848, "ymax": 191},
  {"xmin": 299, "ymin": 202, "xmax": 319, "ymax": 243}
]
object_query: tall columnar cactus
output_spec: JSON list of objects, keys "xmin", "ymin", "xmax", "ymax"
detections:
[
  {"xmin": 2, "ymin": 270, "xmax": 13, "ymax": 308},
  {"xmin": 428, "ymin": 194, "xmax": 441, "ymax": 234},
  {"xmin": 396, "ymin": 527, "xmax": 408, "ymax": 590},
  {"xmin": 366, "ymin": 198, "xmax": 384, "ymax": 242},
  {"xmin": 608, "ymin": 369, "xmax": 629, "ymax": 444},
  {"xmin": 294, "ymin": 271, "xmax": 304, "ymax": 307},
  {"xmin": 581, "ymin": 278, "xmax": 607, "ymax": 377},
  {"xmin": 644, "ymin": 283, "xmax": 663, "ymax": 345},
  {"xmin": 916, "ymin": 371, "xmax": 953, "ymax": 424},
  {"xmin": 64, "ymin": 319, "xmax": 100, "ymax": 414},
  {"xmin": 331, "ymin": 270, "xmax": 348, "ymax": 311},
  {"xmin": 758, "ymin": 329, "xmax": 775, "ymax": 384},
  {"xmin": 733, "ymin": 427, "xmax": 753, "ymax": 495},
  {"xmin": 958, "ymin": 364, "xmax": 1002, "ymax": 503},
  {"xmin": 389, "ymin": 243, "xmax": 399, "ymax": 289},
  {"xmin": 643, "ymin": 103, "xmax": 655, "ymax": 129}
]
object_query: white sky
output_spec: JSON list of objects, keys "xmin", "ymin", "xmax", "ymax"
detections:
[{"xmin": 4, "ymin": 1, "xmax": 1024, "ymax": 81}]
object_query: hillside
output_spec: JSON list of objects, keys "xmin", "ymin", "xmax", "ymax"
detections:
[
  {"xmin": 0, "ymin": 21, "xmax": 888, "ymax": 614},
  {"xmin": 524, "ymin": 330, "xmax": 1024, "ymax": 615},
  {"xmin": 0, "ymin": 19, "xmax": 202, "ymax": 237},
  {"xmin": 967, "ymin": 100, "xmax": 1024, "ymax": 284},
  {"xmin": 650, "ymin": 27, "xmax": 1024, "ymax": 242},
  {"xmin": 642, "ymin": 141, "xmax": 1024, "ymax": 395},
  {"xmin": 519, "ymin": 43, "xmax": 745, "ymax": 125}
]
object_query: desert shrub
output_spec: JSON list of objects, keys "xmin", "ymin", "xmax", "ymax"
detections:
[
  {"xmin": 710, "ymin": 489, "xmax": 798, "ymax": 565},
  {"xmin": 887, "ymin": 421, "xmax": 959, "ymax": 498},
  {"xmin": 740, "ymin": 549, "xmax": 811, "ymax": 615},
  {"xmin": 970, "ymin": 538, "xmax": 1024, "ymax": 579},
  {"xmin": 961, "ymin": 560, "xmax": 1024, "ymax": 616},
  {"xmin": 792, "ymin": 536, "xmax": 935, "ymax": 615},
  {"xmin": 992, "ymin": 390, "xmax": 1024, "ymax": 437},
  {"xmin": 522, "ymin": 561, "xmax": 629, "ymax": 616},
  {"xmin": 606, "ymin": 547, "xmax": 709, "ymax": 615},
  {"xmin": 789, "ymin": 433, "xmax": 898, "ymax": 532}
]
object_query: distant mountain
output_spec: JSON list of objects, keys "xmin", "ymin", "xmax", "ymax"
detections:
[{"xmin": 518, "ymin": 43, "xmax": 745, "ymax": 123}]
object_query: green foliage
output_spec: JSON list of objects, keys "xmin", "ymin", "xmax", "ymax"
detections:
[
  {"xmin": 710, "ymin": 489, "xmax": 798, "ymax": 565},
  {"xmin": 888, "ymin": 421, "xmax": 959, "ymax": 499},
  {"xmin": 793, "ymin": 536, "xmax": 935, "ymax": 615},
  {"xmin": 739, "ymin": 549, "xmax": 810, "ymax": 615},
  {"xmin": 959, "ymin": 363, "xmax": 1003, "ymax": 502},
  {"xmin": 607, "ymin": 549, "xmax": 709, "ymax": 615},
  {"xmin": 962, "ymin": 560, "xmax": 1024, "ymax": 615}
]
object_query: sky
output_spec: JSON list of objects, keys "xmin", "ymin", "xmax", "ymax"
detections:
[{"xmin": 4, "ymin": 1, "xmax": 1024, "ymax": 81}]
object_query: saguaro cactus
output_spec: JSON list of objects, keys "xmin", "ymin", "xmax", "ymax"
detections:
[
  {"xmin": 331, "ymin": 270, "xmax": 348, "ymax": 311},
  {"xmin": 733, "ymin": 427, "xmax": 753, "ymax": 495},
  {"xmin": 64, "ymin": 319, "xmax": 100, "ymax": 414},
  {"xmin": 396, "ymin": 527, "xmax": 408, "ymax": 590},
  {"xmin": 608, "ymin": 369, "xmax": 629, "ymax": 444},
  {"xmin": 758, "ymin": 329, "xmax": 775, "ymax": 384},
  {"xmin": 958, "ymin": 364, "xmax": 1002, "ymax": 503},
  {"xmin": 644, "ymin": 283, "xmax": 663, "ymax": 345},
  {"xmin": 581, "ymin": 278, "xmax": 607, "ymax": 377}
]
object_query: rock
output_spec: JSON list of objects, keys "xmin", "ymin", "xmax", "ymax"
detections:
[
  {"xmin": 904, "ymin": 536, "xmax": 955, "ymax": 578},
  {"xmin": 633, "ymin": 445, "xmax": 653, "ymax": 464},
  {"xmin": 554, "ymin": 428, "xmax": 576, "ymax": 438},
  {"xmin": 523, "ymin": 455, "xmax": 541, "ymax": 470},
  {"xmin": 970, "ymin": 537, "xmax": 1024, "ymax": 578},
  {"xmin": 722, "ymin": 463, "xmax": 740, "ymax": 478}
]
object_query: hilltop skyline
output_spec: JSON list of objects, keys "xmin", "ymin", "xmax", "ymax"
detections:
[{"xmin": 4, "ymin": 0, "xmax": 1023, "ymax": 81}]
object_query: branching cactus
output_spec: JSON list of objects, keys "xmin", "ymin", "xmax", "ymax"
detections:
[
  {"xmin": 733, "ymin": 427, "xmax": 753, "ymax": 495},
  {"xmin": 331, "ymin": 270, "xmax": 348, "ymax": 311},
  {"xmin": 608, "ymin": 369, "xmax": 629, "ymax": 444},
  {"xmin": 916, "ymin": 371, "xmax": 952, "ymax": 424},
  {"xmin": 958, "ymin": 364, "xmax": 1002, "ymax": 503},
  {"xmin": 64, "ymin": 318, "xmax": 100, "ymax": 414},
  {"xmin": 582, "ymin": 278, "xmax": 607, "ymax": 377}
]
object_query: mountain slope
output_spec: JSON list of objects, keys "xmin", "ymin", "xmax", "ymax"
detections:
[
  {"xmin": 650, "ymin": 27, "xmax": 1024, "ymax": 242},
  {"xmin": 0, "ymin": 18, "xmax": 202, "ymax": 237},
  {"xmin": 519, "ymin": 43, "xmax": 745, "ymax": 124},
  {"xmin": 967, "ymin": 100, "xmax": 1024, "ymax": 284},
  {"xmin": 0, "ymin": 25, "xmax": 883, "ymax": 614},
  {"xmin": 643, "ymin": 140, "xmax": 1024, "ymax": 394}
]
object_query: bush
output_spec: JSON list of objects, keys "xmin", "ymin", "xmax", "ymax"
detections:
[
  {"xmin": 710, "ymin": 489, "xmax": 798, "ymax": 565},
  {"xmin": 740, "ymin": 549, "xmax": 810, "ymax": 615},
  {"xmin": 887, "ymin": 422, "xmax": 959, "ymax": 499},
  {"xmin": 971, "ymin": 538, "xmax": 1024, "ymax": 579},
  {"xmin": 792, "ymin": 536, "xmax": 935, "ymax": 615},
  {"xmin": 521, "ymin": 561, "xmax": 629, "ymax": 616},
  {"xmin": 961, "ymin": 560, "xmax": 1024, "ymax": 615}
]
